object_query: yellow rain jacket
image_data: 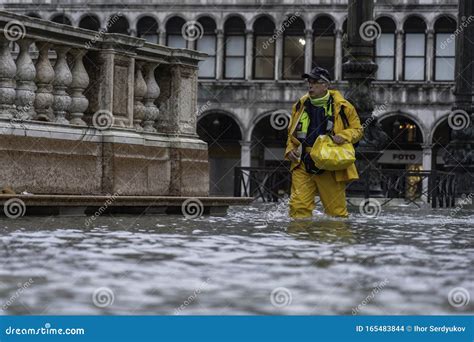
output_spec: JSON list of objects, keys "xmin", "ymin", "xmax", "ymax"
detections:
[{"xmin": 284, "ymin": 89, "xmax": 364, "ymax": 182}]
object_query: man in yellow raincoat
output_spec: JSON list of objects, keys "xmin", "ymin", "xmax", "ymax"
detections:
[{"xmin": 284, "ymin": 67, "xmax": 364, "ymax": 219}]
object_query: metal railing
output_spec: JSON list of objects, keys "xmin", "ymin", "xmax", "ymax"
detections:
[{"xmin": 234, "ymin": 166, "xmax": 458, "ymax": 208}]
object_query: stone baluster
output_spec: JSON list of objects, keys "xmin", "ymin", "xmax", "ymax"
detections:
[
  {"xmin": 142, "ymin": 63, "xmax": 160, "ymax": 133},
  {"xmin": 0, "ymin": 40, "xmax": 17, "ymax": 119},
  {"xmin": 68, "ymin": 49, "xmax": 89, "ymax": 126},
  {"xmin": 52, "ymin": 46, "xmax": 72, "ymax": 124},
  {"xmin": 133, "ymin": 61, "xmax": 147, "ymax": 131},
  {"xmin": 15, "ymin": 39, "xmax": 36, "ymax": 120},
  {"xmin": 34, "ymin": 42, "xmax": 55, "ymax": 121}
]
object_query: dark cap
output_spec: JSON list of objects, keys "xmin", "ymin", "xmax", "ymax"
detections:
[{"xmin": 302, "ymin": 67, "xmax": 331, "ymax": 83}]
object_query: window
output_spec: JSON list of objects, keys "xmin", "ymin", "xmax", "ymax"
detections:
[
  {"xmin": 312, "ymin": 16, "xmax": 335, "ymax": 78},
  {"xmin": 282, "ymin": 16, "xmax": 305, "ymax": 80},
  {"xmin": 434, "ymin": 16, "xmax": 456, "ymax": 81},
  {"xmin": 404, "ymin": 16, "xmax": 426, "ymax": 81},
  {"xmin": 196, "ymin": 17, "xmax": 217, "ymax": 78},
  {"xmin": 166, "ymin": 17, "xmax": 186, "ymax": 48},
  {"xmin": 137, "ymin": 16, "xmax": 159, "ymax": 43},
  {"xmin": 107, "ymin": 15, "xmax": 129, "ymax": 35},
  {"xmin": 253, "ymin": 16, "xmax": 276, "ymax": 79},
  {"xmin": 375, "ymin": 17, "xmax": 396, "ymax": 80},
  {"xmin": 224, "ymin": 17, "xmax": 246, "ymax": 79},
  {"xmin": 79, "ymin": 15, "xmax": 101, "ymax": 31}
]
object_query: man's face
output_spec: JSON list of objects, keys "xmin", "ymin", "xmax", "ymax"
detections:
[{"xmin": 307, "ymin": 78, "xmax": 329, "ymax": 97}]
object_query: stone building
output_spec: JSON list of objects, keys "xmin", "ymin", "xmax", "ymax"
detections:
[{"xmin": 1, "ymin": 0, "xmax": 460, "ymax": 196}]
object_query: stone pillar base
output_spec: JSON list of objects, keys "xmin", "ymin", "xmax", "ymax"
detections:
[{"xmin": 0, "ymin": 122, "xmax": 209, "ymax": 196}]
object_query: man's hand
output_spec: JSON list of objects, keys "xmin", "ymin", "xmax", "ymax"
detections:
[
  {"xmin": 288, "ymin": 148, "xmax": 301, "ymax": 162},
  {"xmin": 332, "ymin": 135, "xmax": 346, "ymax": 145}
]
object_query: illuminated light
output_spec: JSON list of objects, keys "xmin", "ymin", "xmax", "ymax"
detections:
[{"xmin": 298, "ymin": 38, "xmax": 306, "ymax": 45}]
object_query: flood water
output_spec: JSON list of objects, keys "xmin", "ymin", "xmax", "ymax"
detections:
[{"xmin": 1, "ymin": 202, "xmax": 473, "ymax": 315}]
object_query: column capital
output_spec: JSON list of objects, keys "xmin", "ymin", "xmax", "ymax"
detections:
[
  {"xmin": 422, "ymin": 144, "xmax": 434, "ymax": 150},
  {"xmin": 215, "ymin": 29, "xmax": 224, "ymax": 37},
  {"xmin": 239, "ymin": 140, "xmax": 252, "ymax": 147},
  {"xmin": 334, "ymin": 28, "xmax": 343, "ymax": 37},
  {"xmin": 425, "ymin": 29, "xmax": 435, "ymax": 36},
  {"xmin": 245, "ymin": 29, "xmax": 253, "ymax": 36},
  {"xmin": 395, "ymin": 29, "xmax": 404, "ymax": 36},
  {"xmin": 304, "ymin": 29, "xmax": 313, "ymax": 37}
]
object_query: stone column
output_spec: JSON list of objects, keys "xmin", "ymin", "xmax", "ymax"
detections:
[
  {"xmin": 304, "ymin": 29, "xmax": 313, "ymax": 73},
  {"xmin": 245, "ymin": 29, "xmax": 253, "ymax": 80},
  {"xmin": 274, "ymin": 33, "xmax": 283, "ymax": 80},
  {"xmin": 334, "ymin": 29, "xmax": 342, "ymax": 81},
  {"xmin": 240, "ymin": 140, "xmax": 252, "ymax": 196},
  {"xmin": 34, "ymin": 42, "xmax": 54, "ymax": 121},
  {"xmin": 395, "ymin": 30, "xmax": 404, "ymax": 81},
  {"xmin": 133, "ymin": 61, "xmax": 147, "ymax": 131},
  {"xmin": 443, "ymin": 0, "xmax": 474, "ymax": 195},
  {"xmin": 14, "ymin": 39, "xmax": 36, "ymax": 120},
  {"xmin": 425, "ymin": 29, "xmax": 434, "ymax": 82},
  {"xmin": 0, "ymin": 39, "xmax": 17, "ymax": 120},
  {"xmin": 68, "ymin": 49, "xmax": 89, "ymax": 126},
  {"xmin": 422, "ymin": 144, "xmax": 433, "ymax": 201},
  {"xmin": 343, "ymin": 0, "xmax": 388, "ymax": 196},
  {"xmin": 142, "ymin": 63, "xmax": 160, "ymax": 132},
  {"xmin": 159, "ymin": 31, "xmax": 166, "ymax": 46},
  {"xmin": 52, "ymin": 46, "xmax": 72, "ymax": 124},
  {"xmin": 215, "ymin": 29, "xmax": 224, "ymax": 80}
]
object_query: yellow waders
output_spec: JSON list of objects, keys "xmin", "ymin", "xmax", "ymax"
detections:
[{"xmin": 289, "ymin": 163, "xmax": 349, "ymax": 219}]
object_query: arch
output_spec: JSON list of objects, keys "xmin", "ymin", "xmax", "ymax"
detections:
[
  {"xmin": 137, "ymin": 15, "xmax": 159, "ymax": 42},
  {"xmin": 429, "ymin": 112, "xmax": 451, "ymax": 145},
  {"xmin": 248, "ymin": 109, "xmax": 290, "ymax": 141},
  {"xmin": 378, "ymin": 111, "xmax": 428, "ymax": 144},
  {"xmin": 163, "ymin": 13, "xmax": 188, "ymax": 28},
  {"xmin": 376, "ymin": 16, "xmax": 397, "ymax": 32},
  {"xmin": 249, "ymin": 13, "xmax": 276, "ymax": 31},
  {"xmin": 223, "ymin": 13, "xmax": 247, "ymax": 31},
  {"xmin": 312, "ymin": 13, "xmax": 337, "ymax": 28},
  {"xmin": 403, "ymin": 15, "xmax": 427, "ymax": 31},
  {"xmin": 434, "ymin": 15, "xmax": 457, "ymax": 32},
  {"xmin": 50, "ymin": 13, "xmax": 73, "ymax": 26},
  {"xmin": 79, "ymin": 14, "xmax": 101, "ymax": 31},
  {"xmin": 432, "ymin": 13, "xmax": 457, "ymax": 30},
  {"xmin": 194, "ymin": 13, "xmax": 218, "ymax": 26},
  {"xmin": 107, "ymin": 14, "xmax": 130, "ymax": 35},
  {"xmin": 375, "ymin": 13, "xmax": 399, "ymax": 30},
  {"xmin": 198, "ymin": 110, "xmax": 245, "ymax": 139},
  {"xmin": 312, "ymin": 14, "xmax": 336, "ymax": 35}
]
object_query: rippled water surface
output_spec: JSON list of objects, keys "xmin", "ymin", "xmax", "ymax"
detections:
[{"xmin": 1, "ymin": 203, "xmax": 473, "ymax": 315}]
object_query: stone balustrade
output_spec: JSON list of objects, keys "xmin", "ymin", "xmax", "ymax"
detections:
[{"xmin": 0, "ymin": 11, "xmax": 210, "ymax": 197}]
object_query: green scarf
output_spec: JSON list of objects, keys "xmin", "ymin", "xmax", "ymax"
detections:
[{"xmin": 309, "ymin": 91, "xmax": 332, "ymax": 117}]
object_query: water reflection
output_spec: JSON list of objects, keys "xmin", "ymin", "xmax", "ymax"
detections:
[{"xmin": 287, "ymin": 219, "xmax": 355, "ymax": 243}]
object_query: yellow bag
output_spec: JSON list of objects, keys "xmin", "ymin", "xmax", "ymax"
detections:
[{"xmin": 310, "ymin": 135, "xmax": 356, "ymax": 171}]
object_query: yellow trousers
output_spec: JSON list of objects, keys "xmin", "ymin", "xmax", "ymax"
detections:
[{"xmin": 289, "ymin": 165, "xmax": 349, "ymax": 218}]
